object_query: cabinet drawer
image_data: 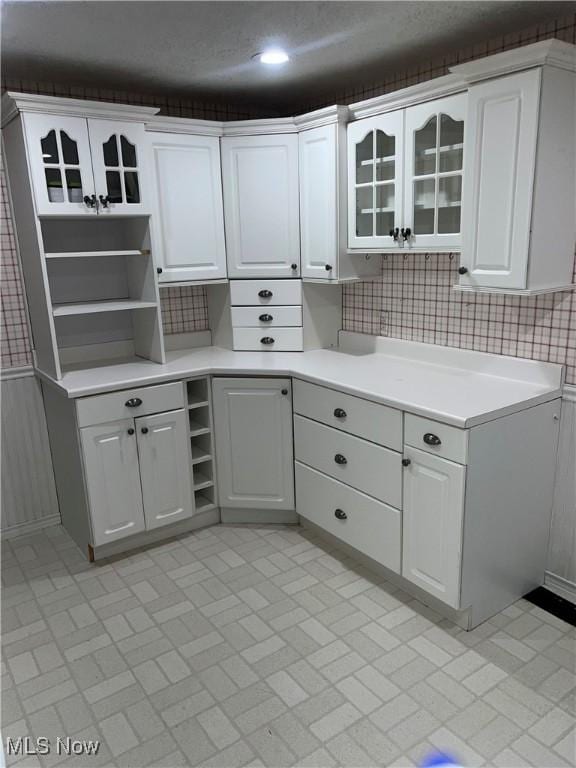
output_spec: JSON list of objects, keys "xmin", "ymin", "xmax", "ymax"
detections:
[
  {"xmin": 76, "ymin": 382, "xmax": 184, "ymax": 428},
  {"xmin": 230, "ymin": 280, "xmax": 302, "ymax": 306},
  {"xmin": 404, "ymin": 414, "xmax": 468, "ymax": 464},
  {"xmin": 294, "ymin": 415, "xmax": 402, "ymax": 508},
  {"xmin": 293, "ymin": 379, "xmax": 402, "ymax": 450},
  {"xmin": 296, "ymin": 462, "xmax": 401, "ymax": 574},
  {"xmin": 231, "ymin": 306, "xmax": 302, "ymax": 327},
  {"xmin": 232, "ymin": 327, "xmax": 303, "ymax": 351}
]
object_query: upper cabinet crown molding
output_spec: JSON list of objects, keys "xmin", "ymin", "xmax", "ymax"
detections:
[
  {"xmin": 145, "ymin": 116, "xmax": 224, "ymax": 136},
  {"xmin": 222, "ymin": 117, "xmax": 298, "ymax": 136},
  {"xmin": 1, "ymin": 91, "xmax": 159, "ymax": 129},
  {"xmin": 450, "ymin": 39, "xmax": 576, "ymax": 84},
  {"xmin": 348, "ymin": 74, "xmax": 466, "ymax": 121},
  {"xmin": 294, "ymin": 105, "xmax": 350, "ymax": 130}
]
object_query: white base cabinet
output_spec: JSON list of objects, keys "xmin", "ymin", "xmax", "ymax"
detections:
[
  {"xmin": 212, "ymin": 377, "xmax": 295, "ymax": 511},
  {"xmin": 402, "ymin": 446, "xmax": 465, "ymax": 608}
]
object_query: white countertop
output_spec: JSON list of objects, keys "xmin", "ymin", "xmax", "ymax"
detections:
[{"xmin": 38, "ymin": 333, "xmax": 564, "ymax": 428}]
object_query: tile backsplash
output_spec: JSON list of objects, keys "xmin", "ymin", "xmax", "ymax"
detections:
[{"xmin": 1, "ymin": 12, "xmax": 575, "ymax": 385}]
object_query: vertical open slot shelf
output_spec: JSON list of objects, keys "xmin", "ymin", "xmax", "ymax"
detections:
[{"xmin": 186, "ymin": 377, "xmax": 217, "ymax": 513}]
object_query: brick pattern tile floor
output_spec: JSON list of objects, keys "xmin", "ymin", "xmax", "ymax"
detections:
[{"xmin": 2, "ymin": 524, "xmax": 575, "ymax": 767}]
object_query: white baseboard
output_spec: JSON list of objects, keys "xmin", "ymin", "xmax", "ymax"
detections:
[
  {"xmin": 544, "ymin": 571, "xmax": 576, "ymax": 605},
  {"xmin": 220, "ymin": 508, "xmax": 298, "ymax": 525},
  {"xmin": 1, "ymin": 513, "xmax": 61, "ymax": 539}
]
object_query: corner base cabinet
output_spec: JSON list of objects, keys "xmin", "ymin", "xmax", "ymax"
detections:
[{"xmin": 212, "ymin": 377, "xmax": 295, "ymax": 511}]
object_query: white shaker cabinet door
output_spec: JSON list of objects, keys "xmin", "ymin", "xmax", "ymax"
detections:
[
  {"xmin": 221, "ymin": 134, "xmax": 300, "ymax": 278},
  {"xmin": 402, "ymin": 446, "xmax": 465, "ymax": 608},
  {"xmin": 212, "ymin": 377, "xmax": 294, "ymax": 510},
  {"xmin": 299, "ymin": 123, "xmax": 339, "ymax": 279},
  {"xmin": 149, "ymin": 132, "xmax": 227, "ymax": 283},
  {"xmin": 135, "ymin": 409, "xmax": 194, "ymax": 530},
  {"xmin": 460, "ymin": 69, "xmax": 541, "ymax": 289},
  {"xmin": 22, "ymin": 113, "xmax": 96, "ymax": 216},
  {"xmin": 88, "ymin": 118, "xmax": 150, "ymax": 215},
  {"xmin": 80, "ymin": 419, "xmax": 146, "ymax": 545}
]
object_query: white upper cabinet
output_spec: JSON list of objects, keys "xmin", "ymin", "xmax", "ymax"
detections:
[
  {"xmin": 347, "ymin": 111, "xmax": 404, "ymax": 250},
  {"xmin": 459, "ymin": 64, "xmax": 575, "ymax": 293},
  {"xmin": 222, "ymin": 134, "xmax": 300, "ymax": 278},
  {"xmin": 347, "ymin": 94, "xmax": 466, "ymax": 251},
  {"xmin": 148, "ymin": 131, "xmax": 226, "ymax": 283},
  {"xmin": 22, "ymin": 112, "xmax": 150, "ymax": 216},
  {"xmin": 404, "ymin": 94, "xmax": 465, "ymax": 251},
  {"xmin": 23, "ymin": 113, "xmax": 96, "ymax": 216},
  {"xmin": 88, "ymin": 119, "xmax": 149, "ymax": 215}
]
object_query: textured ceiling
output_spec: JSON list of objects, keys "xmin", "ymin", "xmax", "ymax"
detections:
[{"xmin": 2, "ymin": 1, "xmax": 573, "ymax": 112}]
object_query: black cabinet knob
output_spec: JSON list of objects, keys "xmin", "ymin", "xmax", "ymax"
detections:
[
  {"xmin": 291, "ymin": 263, "xmax": 298, "ymax": 270},
  {"xmin": 325, "ymin": 264, "xmax": 333, "ymax": 271},
  {"xmin": 334, "ymin": 509, "xmax": 347, "ymax": 520},
  {"xmin": 281, "ymin": 389, "xmax": 288, "ymax": 395},
  {"xmin": 258, "ymin": 289, "xmax": 273, "ymax": 298},
  {"xmin": 402, "ymin": 458, "xmax": 411, "ymax": 467},
  {"xmin": 333, "ymin": 408, "xmax": 347, "ymax": 418},
  {"xmin": 125, "ymin": 397, "xmax": 142, "ymax": 408},
  {"xmin": 458, "ymin": 266, "xmax": 468, "ymax": 275},
  {"xmin": 156, "ymin": 267, "xmax": 163, "ymax": 274},
  {"xmin": 423, "ymin": 433, "xmax": 442, "ymax": 446},
  {"xmin": 259, "ymin": 314, "xmax": 273, "ymax": 322},
  {"xmin": 260, "ymin": 337, "xmax": 275, "ymax": 345},
  {"xmin": 127, "ymin": 428, "xmax": 135, "ymax": 436},
  {"xmin": 141, "ymin": 427, "xmax": 149, "ymax": 434},
  {"xmin": 334, "ymin": 454, "xmax": 347, "ymax": 465}
]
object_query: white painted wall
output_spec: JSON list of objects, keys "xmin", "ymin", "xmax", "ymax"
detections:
[{"xmin": 1, "ymin": 370, "xmax": 60, "ymax": 536}]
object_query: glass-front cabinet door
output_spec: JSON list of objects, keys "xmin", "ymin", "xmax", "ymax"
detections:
[
  {"xmin": 404, "ymin": 94, "xmax": 466, "ymax": 250},
  {"xmin": 347, "ymin": 111, "xmax": 404, "ymax": 249},
  {"xmin": 23, "ymin": 114, "xmax": 97, "ymax": 216},
  {"xmin": 88, "ymin": 119, "xmax": 149, "ymax": 215}
]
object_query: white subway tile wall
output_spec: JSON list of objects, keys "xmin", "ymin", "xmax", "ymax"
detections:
[{"xmin": 1, "ymin": 12, "xmax": 576, "ymax": 384}]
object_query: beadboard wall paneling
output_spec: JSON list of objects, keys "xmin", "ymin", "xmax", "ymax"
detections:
[
  {"xmin": 1, "ymin": 372, "xmax": 60, "ymax": 535},
  {"xmin": 548, "ymin": 388, "xmax": 576, "ymax": 587}
]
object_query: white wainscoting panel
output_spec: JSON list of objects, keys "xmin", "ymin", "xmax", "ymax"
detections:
[
  {"xmin": 547, "ymin": 386, "xmax": 576, "ymax": 594},
  {"xmin": 1, "ymin": 371, "xmax": 60, "ymax": 536}
]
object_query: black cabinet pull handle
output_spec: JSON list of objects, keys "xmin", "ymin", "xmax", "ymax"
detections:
[
  {"xmin": 401, "ymin": 227, "xmax": 412, "ymax": 241},
  {"xmin": 334, "ymin": 509, "xmax": 347, "ymax": 520},
  {"xmin": 83, "ymin": 194, "xmax": 97, "ymax": 208},
  {"xmin": 156, "ymin": 267, "xmax": 163, "ymax": 274},
  {"xmin": 291, "ymin": 263, "xmax": 298, "ymax": 270},
  {"xmin": 99, "ymin": 194, "xmax": 110, "ymax": 208},
  {"xmin": 127, "ymin": 428, "xmax": 135, "ymax": 436},
  {"xmin": 258, "ymin": 289, "xmax": 273, "ymax": 298},
  {"xmin": 333, "ymin": 408, "xmax": 347, "ymax": 418},
  {"xmin": 281, "ymin": 388, "xmax": 288, "ymax": 395},
  {"xmin": 402, "ymin": 458, "xmax": 411, "ymax": 467},
  {"xmin": 141, "ymin": 427, "xmax": 149, "ymax": 434},
  {"xmin": 423, "ymin": 433, "xmax": 442, "ymax": 446},
  {"xmin": 325, "ymin": 264, "xmax": 333, "ymax": 271},
  {"xmin": 259, "ymin": 314, "xmax": 273, "ymax": 322},
  {"xmin": 260, "ymin": 337, "xmax": 275, "ymax": 345},
  {"xmin": 125, "ymin": 397, "xmax": 142, "ymax": 408},
  {"xmin": 458, "ymin": 266, "xmax": 468, "ymax": 275},
  {"xmin": 389, "ymin": 227, "xmax": 399, "ymax": 241},
  {"xmin": 334, "ymin": 454, "xmax": 347, "ymax": 465}
]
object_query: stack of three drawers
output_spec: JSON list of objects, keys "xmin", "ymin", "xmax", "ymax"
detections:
[{"xmin": 230, "ymin": 280, "xmax": 303, "ymax": 351}]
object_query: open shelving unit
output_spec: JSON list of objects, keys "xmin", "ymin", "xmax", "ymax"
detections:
[
  {"xmin": 41, "ymin": 217, "xmax": 165, "ymax": 374},
  {"xmin": 185, "ymin": 377, "xmax": 218, "ymax": 514}
]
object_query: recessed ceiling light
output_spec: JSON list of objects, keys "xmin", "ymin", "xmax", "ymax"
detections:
[{"xmin": 257, "ymin": 49, "xmax": 290, "ymax": 65}]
